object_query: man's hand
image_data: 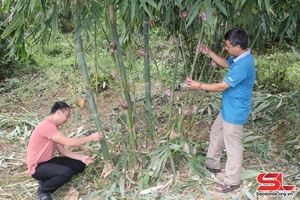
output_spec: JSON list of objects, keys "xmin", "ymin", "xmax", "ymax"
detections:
[
  {"xmin": 197, "ymin": 44, "xmax": 210, "ymax": 55},
  {"xmin": 90, "ymin": 132, "xmax": 104, "ymax": 142},
  {"xmin": 186, "ymin": 77, "xmax": 202, "ymax": 90},
  {"xmin": 81, "ymin": 156, "xmax": 94, "ymax": 165}
]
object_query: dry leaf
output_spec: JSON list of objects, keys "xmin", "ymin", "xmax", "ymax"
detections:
[
  {"xmin": 101, "ymin": 162, "xmax": 114, "ymax": 178},
  {"xmin": 183, "ymin": 142, "xmax": 190, "ymax": 154},
  {"xmin": 77, "ymin": 95, "xmax": 86, "ymax": 108},
  {"xmin": 63, "ymin": 187, "xmax": 79, "ymax": 200},
  {"xmin": 139, "ymin": 179, "xmax": 173, "ymax": 194},
  {"xmin": 77, "ymin": 126, "xmax": 84, "ymax": 134}
]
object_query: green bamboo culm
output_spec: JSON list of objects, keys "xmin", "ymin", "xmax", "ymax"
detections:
[
  {"xmin": 74, "ymin": 1, "xmax": 110, "ymax": 161},
  {"xmin": 166, "ymin": 34, "xmax": 181, "ymax": 132},
  {"xmin": 143, "ymin": 10, "xmax": 154, "ymax": 138},
  {"xmin": 106, "ymin": 3, "xmax": 137, "ymax": 165},
  {"xmin": 176, "ymin": 21, "xmax": 206, "ymax": 134}
]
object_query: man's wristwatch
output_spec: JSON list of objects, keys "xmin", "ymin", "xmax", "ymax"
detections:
[{"xmin": 198, "ymin": 82, "xmax": 203, "ymax": 92}]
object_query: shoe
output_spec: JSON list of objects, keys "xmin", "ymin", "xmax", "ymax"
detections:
[
  {"xmin": 37, "ymin": 187, "xmax": 52, "ymax": 200},
  {"xmin": 206, "ymin": 167, "xmax": 221, "ymax": 173},
  {"xmin": 215, "ymin": 183, "xmax": 240, "ymax": 193}
]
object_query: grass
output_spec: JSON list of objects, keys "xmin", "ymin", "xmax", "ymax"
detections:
[{"xmin": 0, "ymin": 34, "xmax": 300, "ymax": 199}]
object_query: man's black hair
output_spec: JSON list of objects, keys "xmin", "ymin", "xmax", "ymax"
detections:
[
  {"xmin": 50, "ymin": 101, "xmax": 70, "ymax": 114},
  {"xmin": 224, "ymin": 28, "xmax": 249, "ymax": 49}
]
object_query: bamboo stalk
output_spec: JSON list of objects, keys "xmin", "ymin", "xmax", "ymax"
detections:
[
  {"xmin": 167, "ymin": 36, "xmax": 180, "ymax": 132},
  {"xmin": 106, "ymin": 3, "xmax": 137, "ymax": 165},
  {"xmin": 143, "ymin": 11, "xmax": 153, "ymax": 138},
  {"xmin": 74, "ymin": 1, "xmax": 110, "ymax": 161},
  {"xmin": 177, "ymin": 22, "xmax": 205, "ymax": 134}
]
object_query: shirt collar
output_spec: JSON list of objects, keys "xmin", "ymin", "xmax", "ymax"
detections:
[{"xmin": 233, "ymin": 48, "xmax": 251, "ymax": 63}]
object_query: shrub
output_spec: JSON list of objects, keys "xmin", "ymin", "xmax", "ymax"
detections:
[{"xmin": 255, "ymin": 51, "xmax": 300, "ymax": 93}]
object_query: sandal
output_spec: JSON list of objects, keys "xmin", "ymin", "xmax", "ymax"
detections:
[
  {"xmin": 206, "ymin": 167, "xmax": 221, "ymax": 173},
  {"xmin": 215, "ymin": 183, "xmax": 240, "ymax": 193}
]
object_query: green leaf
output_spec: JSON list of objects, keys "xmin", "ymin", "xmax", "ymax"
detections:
[
  {"xmin": 243, "ymin": 135, "xmax": 262, "ymax": 143},
  {"xmin": 106, "ymin": 182, "xmax": 116, "ymax": 198},
  {"xmin": 90, "ymin": 1, "xmax": 103, "ymax": 29},
  {"xmin": 252, "ymin": 101, "xmax": 271, "ymax": 114},
  {"xmin": 205, "ymin": 0, "xmax": 213, "ymax": 28},
  {"xmin": 41, "ymin": 0, "xmax": 47, "ymax": 15},
  {"xmin": 131, "ymin": 0, "xmax": 136, "ymax": 24},
  {"xmin": 258, "ymin": 0, "xmax": 262, "ymax": 9},
  {"xmin": 51, "ymin": 2, "xmax": 58, "ymax": 42},
  {"xmin": 243, "ymin": 189, "xmax": 255, "ymax": 200},
  {"xmin": 29, "ymin": 0, "xmax": 35, "ymax": 14},
  {"xmin": 119, "ymin": 179, "xmax": 125, "ymax": 198},
  {"xmin": 214, "ymin": 0, "xmax": 228, "ymax": 17},
  {"xmin": 120, "ymin": 0, "xmax": 128, "ymax": 15},
  {"xmin": 157, "ymin": 1, "xmax": 163, "ymax": 10},
  {"xmin": 240, "ymin": 170, "xmax": 260, "ymax": 180},
  {"xmin": 168, "ymin": 153, "xmax": 176, "ymax": 174},
  {"xmin": 264, "ymin": 0, "xmax": 270, "ymax": 15},
  {"xmin": 146, "ymin": 0, "xmax": 157, "ymax": 9},
  {"xmin": 1, "ymin": 12, "xmax": 24, "ymax": 39},
  {"xmin": 169, "ymin": 143, "xmax": 182, "ymax": 152},
  {"xmin": 241, "ymin": 0, "xmax": 248, "ymax": 8},
  {"xmin": 186, "ymin": 1, "xmax": 203, "ymax": 27},
  {"xmin": 199, "ymin": 184, "xmax": 214, "ymax": 199},
  {"xmin": 140, "ymin": 0, "xmax": 151, "ymax": 19},
  {"xmin": 275, "ymin": 98, "xmax": 283, "ymax": 110},
  {"xmin": 165, "ymin": 7, "xmax": 171, "ymax": 25}
]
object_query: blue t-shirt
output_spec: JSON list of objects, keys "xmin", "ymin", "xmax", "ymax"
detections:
[{"xmin": 221, "ymin": 49, "xmax": 255, "ymax": 125}]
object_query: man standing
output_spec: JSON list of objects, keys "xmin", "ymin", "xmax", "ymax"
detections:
[
  {"xmin": 186, "ymin": 28, "xmax": 255, "ymax": 193},
  {"xmin": 27, "ymin": 101, "xmax": 104, "ymax": 200}
]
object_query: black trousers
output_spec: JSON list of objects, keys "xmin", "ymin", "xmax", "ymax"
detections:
[{"xmin": 32, "ymin": 157, "xmax": 86, "ymax": 193}]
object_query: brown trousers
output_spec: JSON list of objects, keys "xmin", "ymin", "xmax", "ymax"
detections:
[{"xmin": 206, "ymin": 113, "xmax": 244, "ymax": 185}]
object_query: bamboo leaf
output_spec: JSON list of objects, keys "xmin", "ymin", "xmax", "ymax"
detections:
[
  {"xmin": 252, "ymin": 102, "xmax": 271, "ymax": 114},
  {"xmin": 199, "ymin": 184, "xmax": 214, "ymax": 199},
  {"xmin": 146, "ymin": 0, "xmax": 157, "ymax": 8},
  {"xmin": 140, "ymin": 0, "xmax": 151, "ymax": 18},
  {"xmin": 168, "ymin": 153, "xmax": 176, "ymax": 174},
  {"xmin": 29, "ymin": 0, "xmax": 35, "ymax": 14},
  {"xmin": 41, "ymin": 0, "xmax": 46, "ymax": 13},
  {"xmin": 214, "ymin": 0, "xmax": 228, "ymax": 17},
  {"xmin": 1, "ymin": 12, "xmax": 24, "ymax": 38},
  {"xmin": 290, "ymin": 46, "xmax": 300, "ymax": 60},
  {"xmin": 243, "ymin": 135, "xmax": 262, "ymax": 143},
  {"xmin": 186, "ymin": 1, "xmax": 202, "ymax": 27},
  {"xmin": 264, "ymin": 0, "xmax": 270, "ymax": 15},
  {"xmin": 131, "ymin": 0, "xmax": 136, "ymax": 24},
  {"xmin": 275, "ymin": 98, "xmax": 283, "ymax": 110},
  {"xmin": 119, "ymin": 179, "xmax": 125, "ymax": 198},
  {"xmin": 229, "ymin": 193, "xmax": 241, "ymax": 200},
  {"xmin": 241, "ymin": 0, "xmax": 247, "ymax": 8},
  {"xmin": 169, "ymin": 143, "xmax": 182, "ymax": 152},
  {"xmin": 157, "ymin": 1, "xmax": 162, "ymax": 10},
  {"xmin": 106, "ymin": 182, "xmax": 116, "ymax": 198},
  {"xmin": 240, "ymin": 169, "xmax": 260, "ymax": 180},
  {"xmin": 20, "ymin": 41, "xmax": 27, "ymax": 60},
  {"xmin": 90, "ymin": 1, "xmax": 103, "ymax": 29},
  {"xmin": 243, "ymin": 189, "xmax": 255, "ymax": 200},
  {"xmin": 83, "ymin": 190, "xmax": 105, "ymax": 200},
  {"xmin": 165, "ymin": 7, "xmax": 171, "ymax": 25},
  {"xmin": 125, "ymin": 174, "xmax": 136, "ymax": 184},
  {"xmin": 205, "ymin": 0, "xmax": 213, "ymax": 27},
  {"xmin": 258, "ymin": 0, "xmax": 262, "ymax": 9},
  {"xmin": 51, "ymin": 2, "xmax": 58, "ymax": 42}
]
